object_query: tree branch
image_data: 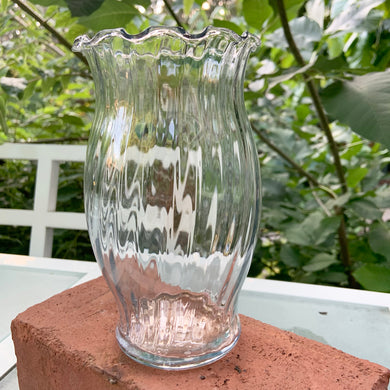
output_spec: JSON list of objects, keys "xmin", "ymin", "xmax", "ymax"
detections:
[
  {"xmin": 253, "ymin": 124, "xmax": 338, "ymax": 199},
  {"xmin": 309, "ymin": 182, "xmax": 332, "ymax": 216},
  {"xmin": 275, "ymin": 0, "xmax": 357, "ymax": 286},
  {"xmin": 252, "ymin": 124, "xmax": 320, "ymax": 187},
  {"xmin": 10, "ymin": 0, "xmax": 89, "ymax": 67},
  {"xmin": 275, "ymin": 0, "xmax": 347, "ymax": 194},
  {"xmin": 162, "ymin": 0, "xmax": 185, "ymax": 29}
]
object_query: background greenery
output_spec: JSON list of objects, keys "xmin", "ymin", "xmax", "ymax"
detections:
[{"xmin": 1, "ymin": 0, "xmax": 390, "ymax": 291}]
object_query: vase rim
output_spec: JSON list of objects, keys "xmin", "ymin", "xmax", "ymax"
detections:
[{"xmin": 72, "ymin": 25, "xmax": 260, "ymax": 53}]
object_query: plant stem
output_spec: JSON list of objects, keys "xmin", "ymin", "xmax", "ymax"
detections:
[
  {"xmin": 252, "ymin": 125, "xmax": 320, "ymax": 187},
  {"xmin": 10, "ymin": 0, "xmax": 89, "ymax": 67},
  {"xmin": 275, "ymin": 0, "xmax": 346, "ymax": 193},
  {"xmin": 309, "ymin": 182, "xmax": 332, "ymax": 216},
  {"xmin": 162, "ymin": 0, "xmax": 185, "ymax": 29},
  {"xmin": 337, "ymin": 216, "xmax": 358, "ymax": 287},
  {"xmin": 253, "ymin": 124, "xmax": 337, "ymax": 215},
  {"xmin": 274, "ymin": 0, "xmax": 356, "ymax": 286}
]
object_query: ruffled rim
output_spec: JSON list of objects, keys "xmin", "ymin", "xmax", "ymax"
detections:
[{"xmin": 72, "ymin": 26, "xmax": 260, "ymax": 53}]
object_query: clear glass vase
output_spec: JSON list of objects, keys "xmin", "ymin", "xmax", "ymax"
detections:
[{"xmin": 73, "ymin": 26, "xmax": 261, "ymax": 370}]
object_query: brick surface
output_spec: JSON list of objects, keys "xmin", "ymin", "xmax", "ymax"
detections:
[{"xmin": 11, "ymin": 276, "xmax": 390, "ymax": 390}]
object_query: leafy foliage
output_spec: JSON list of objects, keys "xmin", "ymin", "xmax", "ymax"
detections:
[
  {"xmin": 321, "ymin": 71, "xmax": 390, "ymax": 149},
  {"xmin": 64, "ymin": 0, "xmax": 105, "ymax": 17},
  {"xmin": 1, "ymin": 0, "xmax": 390, "ymax": 291},
  {"xmin": 77, "ymin": 0, "xmax": 139, "ymax": 30}
]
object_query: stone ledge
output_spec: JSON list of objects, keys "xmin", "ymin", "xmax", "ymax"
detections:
[{"xmin": 11, "ymin": 276, "xmax": 390, "ymax": 390}]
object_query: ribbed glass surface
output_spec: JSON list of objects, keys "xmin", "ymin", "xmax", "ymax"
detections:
[{"xmin": 73, "ymin": 26, "xmax": 261, "ymax": 370}]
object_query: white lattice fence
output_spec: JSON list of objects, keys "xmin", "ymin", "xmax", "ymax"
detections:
[{"xmin": 0, "ymin": 143, "xmax": 87, "ymax": 257}]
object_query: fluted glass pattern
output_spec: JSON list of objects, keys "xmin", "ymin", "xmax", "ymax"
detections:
[{"xmin": 73, "ymin": 26, "xmax": 261, "ymax": 370}]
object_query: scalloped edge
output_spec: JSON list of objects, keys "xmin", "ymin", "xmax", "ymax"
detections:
[{"xmin": 72, "ymin": 25, "xmax": 260, "ymax": 53}]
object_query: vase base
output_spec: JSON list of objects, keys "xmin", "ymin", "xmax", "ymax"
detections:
[{"xmin": 115, "ymin": 315, "xmax": 241, "ymax": 370}]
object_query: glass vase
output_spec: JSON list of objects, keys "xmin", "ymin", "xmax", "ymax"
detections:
[{"xmin": 73, "ymin": 26, "xmax": 261, "ymax": 370}]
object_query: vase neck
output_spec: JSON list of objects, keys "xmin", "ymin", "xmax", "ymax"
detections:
[{"xmin": 73, "ymin": 27, "xmax": 259, "ymax": 105}]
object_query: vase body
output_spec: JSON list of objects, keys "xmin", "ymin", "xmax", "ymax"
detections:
[{"xmin": 73, "ymin": 26, "xmax": 261, "ymax": 370}]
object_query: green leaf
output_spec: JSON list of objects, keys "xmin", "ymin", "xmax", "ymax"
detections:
[
  {"xmin": 263, "ymin": 207, "xmax": 288, "ymax": 225},
  {"xmin": 346, "ymin": 167, "xmax": 368, "ymax": 188},
  {"xmin": 361, "ymin": 9, "xmax": 386, "ymax": 32},
  {"xmin": 1, "ymin": 0, "xmax": 8, "ymax": 12},
  {"xmin": 212, "ymin": 20, "xmax": 244, "ymax": 35},
  {"xmin": 313, "ymin": 54, "xmax": 349, "ymax": 74},
  {"xmin": 57, "ymin": 186, "xmax": 81, "ymax": 203},
  {"xmin": 296, "ymin": 104, "xmax": 311, "ymax": 121},
  {"xmin": 326, "ymin": 36, "xmax": 345, "ymax": 58},
  {"xmin": 183, "ymin": 0, "xmax": 194, "ymax": 16},
  {"xmin": 320, "ymin": 71, "xmax": 390, "ymax": 149},
  {"xmin": 285, "ymin": 224, "xmax": 312, "ymax": 246},
  {"xmin": 353, "ymin": 264, "xmax": 390, "ymax": 292},
  {"xmin": 262, "ymin": 178, "xmax": 287, "ymax": 201},
  {"xmin": 285, "ymin": 212, "xmax": 340, "ymax": 247},
  {"xmin": 65, "ymin": 0, "xmax": 105, "ymax": 17},
  {"xmin": 266, "ymin": 17, "xmax": 322, "ymax": 49},
  {"xmin": 303, "ymin": 253, "xmax": 338, "ymax": 272},
  {"xmin": 41, "ymin": 77, "xmax": 56, "ymax": 96},
  {"xmin": 340, "ymin": 139, "xmax": 363, "ymax": 160},
  {"xmin": 265, "ymin": 17, "xmax": 322, "ymax": 60},
  {"xmin": 268, "ymin": 60, "xmax": 316, "ymax": 89},
  {"xmin": 306, "ymin": 0, "xmax": 325, "ymax": 29},
  {"xmin": 368, "ymin": 223, "xmax": 390, "ymax": 261},
  {"xmin": 29, "ymin": 0, "xmax": 66, "ymax": 5},
  {"xmin": 0, "ymin": 131, "xmax": 7, "ymax": 144},
  {"xmin": 374, "ymin": 187, "xmax": 390, "ymax": 209},
  {"xmin": 280, "ymin": 245, "xmax": 301, "ymax": 267},
  {"xmin": 61, "ymin": 114, "xmax": 84, "ymax": 126},
  {"xmin": 314, "ymin": 216, "xmax": 341, "ymax": 245},
  {"xmin": 325, "ymin": 192, "xmax": 351, "ymax": 209},
  {"xmin": 285, "ymin": 211, "xmax": 322, "ymax": 246},
  {"xmin": 60, "ymin": 75, "xmax": 71, "ymax": 90},
  {"xmin": 348, "ymin": 198, "xmax": 383, "ymax": 220},
  {"xmin": 125, "ymin": 21, "xmax": 140, "ymax": 35},
  {"xmin": 320, "ymin": 271, "xmax": 348, "ymax": 284},
  {"xmin": 65, "ymin": 23, "xmax": 89, "ymax": 41},
  {"xmin": 243, "ymin": 0, "xmax": 273, "ymax": 30},
  {"xmin": 326, "ymin": 0, "xmax": 385, "ymax": 34},
  {"xmin": 78, "ymin": 0, "xmax": 138, "ymax": 31},
  {"xmin": 52, "ymin": 9, "xmax": 73, "ymax": 28},
  {"xmin": 349, "ymin": 239, "xmax": 380, "ymax": 264},
  {"xmin": 23, "ymin": 80, "xmax": 38, "ymax": 101}
]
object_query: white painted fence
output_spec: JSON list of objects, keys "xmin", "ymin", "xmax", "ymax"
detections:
[{"xmin": 0, "ymin": 143, "xmax": 87, "ymax": 257}]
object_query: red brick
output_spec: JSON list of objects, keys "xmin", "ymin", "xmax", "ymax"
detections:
[{"xmin": 11, "ymin": 277, "xmax": 390, "ymax": 390}]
